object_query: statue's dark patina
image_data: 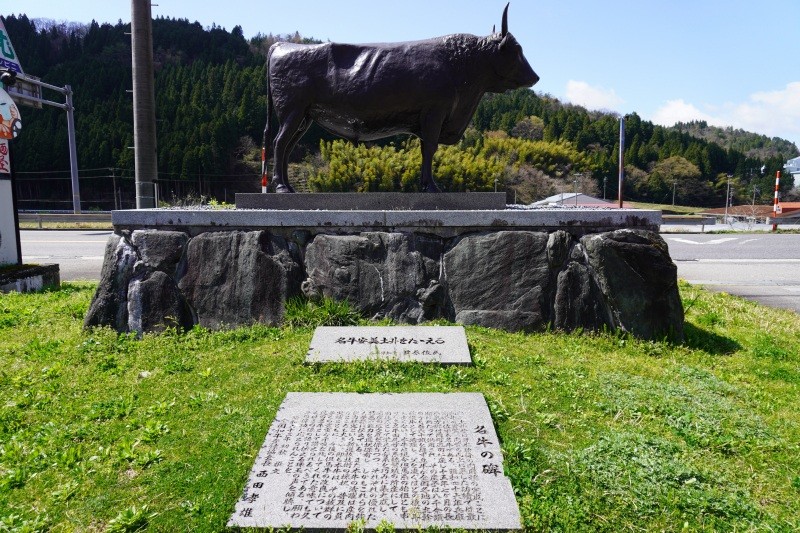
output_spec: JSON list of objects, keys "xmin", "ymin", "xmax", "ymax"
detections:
[{"xmin": 264, "ymin": 4, "xmax": 539, "ymax": 193}]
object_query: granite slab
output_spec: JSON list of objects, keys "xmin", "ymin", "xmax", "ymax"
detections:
[
  {"xmin": 306, "ymin": 326, "xmax": 471, "ymax": 364},
  {"xmin": 228, "ymin": 393, "xmax": 521, "ymax": 530},
  {"xmin": 236, "ymin": 192, "xmax": 507, "ymax": 210}
]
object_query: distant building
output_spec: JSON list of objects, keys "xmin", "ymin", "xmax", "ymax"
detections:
[
  {"xmin": 786, "ymin": 156, "xmax": 800, "ymax": 188},
  {"xmin": 529, "ymin": 192, "xmax": 636, "ymax": 208},
  {"xmin": 530, "ymin": 192, "xmax": 612, "ymax": 207}
]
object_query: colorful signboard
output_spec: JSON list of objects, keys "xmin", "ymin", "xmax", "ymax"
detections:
[
  {"xmin": 0, "ymin": 87, "xmax": 21, "ymax": 140},
  {"xmin": 0, "ymin": 18, "xmax": 23, "ymax": 75},
  {"xmin": 0, "ymin": 18, "xmax": 21, "ymax": 266}
]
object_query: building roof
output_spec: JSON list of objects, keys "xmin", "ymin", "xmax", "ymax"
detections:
[{"xmin": 531, "ymin": 192, "xmax": 614, "ymax": 207}]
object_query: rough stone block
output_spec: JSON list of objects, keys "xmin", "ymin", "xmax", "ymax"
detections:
[
  {"xmin": 127, "ymin": 270, "xmax": 194, "ymax": 334},
  {"xmin": 178, "ymin": 231, "xmax": 289, "ymax": 329},
  {"xmin": 84, "ymin": 234, "xmax": 137, "ymax": 330},
  {"xmin": 582, "ymin": 229, "xmax": 684, "ymax": 340},
  {"xmin": 444, "ymin": 231, "xmax": 550, "ymax": 331},
  {"xmin": 303, "ymin": 232, "xmax": 440, "ymax": 322}
]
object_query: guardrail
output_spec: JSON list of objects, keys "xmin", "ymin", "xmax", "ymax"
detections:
[
  {"xmin": 661, "ymin": 214, "xmax": 716, "ymax": 231},
  {"xmin": 18, "ymin": 213, "xmax": 112, "ymax": 228}
]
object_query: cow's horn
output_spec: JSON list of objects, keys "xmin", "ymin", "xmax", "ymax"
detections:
[
  {"xmin": 501, "ymin": 3, "xmax": 509, "ymax": 36},
  {"xmin": 492, "ymin": 24, "xmax": 496, "ymax": 35}
]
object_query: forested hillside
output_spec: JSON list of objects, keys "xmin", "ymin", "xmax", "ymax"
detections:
[
  {"xmin": 671, "ymin": 121, "xmax": 797, "ymax": 161},
  {"xmin": 4, "ymin": 15, "xmax": 798, "ymax": 209}
]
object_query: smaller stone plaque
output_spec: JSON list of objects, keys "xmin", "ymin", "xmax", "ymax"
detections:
[
  {"xmin": 306, "ymin": 326, "xmax": 471, "ymax": 364},
  {"xmin": 228, "ymin": 393, "xmax": 521, "ymax": 530}
]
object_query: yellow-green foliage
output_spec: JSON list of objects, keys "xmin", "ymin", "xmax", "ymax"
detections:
[
  {"xmin": 480, "ymin": 136, "xmax": 587, "ymax": 174},
  {"xmin": 309, "ymin": 135, "xmax": 586, "ymax": 192}
]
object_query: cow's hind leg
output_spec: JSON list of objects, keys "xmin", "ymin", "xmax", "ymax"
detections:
[
  {"xmin": 419, "ymin": 111, "xmax": 445, "ymax": 192},
  {"xmin": 272, "ymin": 111, "xmax": 307, "ymax": 193}
]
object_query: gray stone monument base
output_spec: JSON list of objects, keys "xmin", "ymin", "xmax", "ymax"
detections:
[
  {"xmin": 229, "ymin": 393, "xmax": 521, "ymax": 530},
  {"xmin": 86, "ymin": 208, "xmax": 683, "ymax": 340},
  {"xmin": 307, "ymin": 326, "xmax": 471, "ymax": 364},
  {"xmin": 236, "ymin": 192, "xmax": 507, "ymax": 211}
]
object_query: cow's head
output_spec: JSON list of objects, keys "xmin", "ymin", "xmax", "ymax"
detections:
[{"xmin": 488, "ymin": 4, "xmax": 539, "ymax": 92}]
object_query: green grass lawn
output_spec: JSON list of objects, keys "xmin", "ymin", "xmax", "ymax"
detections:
[{"xmin": 1, "ymin": 283, "xmax": 799, "ymax": 532}]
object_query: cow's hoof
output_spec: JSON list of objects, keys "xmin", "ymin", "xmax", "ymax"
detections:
[{"xmin": 275, "ymin": 183, "xmax": 296, "ymax": 193}]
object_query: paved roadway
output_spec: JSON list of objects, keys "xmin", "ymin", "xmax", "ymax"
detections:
[
  {"xmin": 18, "ymin": 230, "xmax": 800, "ymax": 315},
  {"xmin": 664, "ymin": 233, "xmax": 800, "ymax": 314},
  {"xmin": 20, "ymin": 230, "xmax": 111, "ymax": 281}
]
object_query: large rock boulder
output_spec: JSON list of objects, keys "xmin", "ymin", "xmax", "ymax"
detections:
[
  {"xmin": 84, "ymin": 234, "xmax": 137, "ymax": 330},
  {"xmin": 444, "ymin": 231, "xmax": 551, "ymax": 332},
  {"xmin": 178, "ymin": 231, "xmax": 296, "ymax": 329},
  {"xmin": 128, "ymin": 270, "xmax": 194, "ymax": 333},
  {"xmin": 582, "ymin": 229, "xmax": 684, "ymax": 340},
  {"xmin": 131, "ymin": 230, "xmax": 188, "ymax": 276},
  {"xmin": 302, "ymin": 232, "xmax": 442, "ymax": 322}
]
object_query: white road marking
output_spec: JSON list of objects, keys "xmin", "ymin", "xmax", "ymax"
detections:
[
  {"xmin": 667, "ymin": 237, "xmax": 739, "ymax": 245},
  {"xmin": 20, "ymin": 240, "xmax": 108, "ymax": 244},
  {"xmin": 704, "ymin": 237, "xmax": 739, "ymax": 245},
  {"xmin": 739, "ymin": 239, "xmax": 759, "ymax": 245},
  {"xmin": 676, "ymin": 258, "xmax": 800, "ymax": 263}
]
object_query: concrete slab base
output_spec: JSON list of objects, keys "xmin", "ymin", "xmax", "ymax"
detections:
[
  {"xmin": 112, "ymin": 207, "xmax": 661, "ymax": 238},
  {"xmin": 0, "ymin": 264, "xmax": 61, "ymax": 293}
]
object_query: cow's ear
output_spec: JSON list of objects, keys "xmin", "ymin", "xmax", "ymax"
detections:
[{"xmin": 499, "ymin": 34, "xmax": 510, "ymax": 51}]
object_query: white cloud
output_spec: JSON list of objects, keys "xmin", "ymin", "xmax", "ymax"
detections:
[
  {"xmin": 651, "ymin": 82, "xmax": 800, "ymax": 146},
  {"xmin": 565, "ymin": 80, "xmax": 624, "ymax": 112},
  {"xmin": 651, "ymin": 99, "xmax": 718, "ymax": 127}
]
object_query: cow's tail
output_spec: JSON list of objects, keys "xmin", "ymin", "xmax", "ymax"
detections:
[{"xmin": 261, "ymin": 48, "xmax": 275, "ymax": 192}]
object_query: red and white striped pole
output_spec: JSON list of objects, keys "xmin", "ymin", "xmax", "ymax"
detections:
[
  {"xmin": 261, "ymin": 146, "xmax": 268, "ymax": 193},
  {"xmin": 772, "ymin": 170, "xmax": 781, "ymax": 231}
]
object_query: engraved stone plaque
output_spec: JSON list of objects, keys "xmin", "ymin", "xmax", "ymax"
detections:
[
  {"xmin": 306, "ymin": 326, "xmax": 471, "ymax": 364},
  {"xmin": 228, "ymin": 393, "xmax": 521, "ymax": 530}
]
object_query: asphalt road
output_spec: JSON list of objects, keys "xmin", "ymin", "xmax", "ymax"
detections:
[
  {"xmin": 665, "ymin": 233, "xmax": 800, "ymax": 313},
  {"xmin": 18, "ymin": 230, "xmax": 800, "ymax": 315},
  {"xmin": 20, "ymin": 230, "xmax": 111, "ymax": 281}
]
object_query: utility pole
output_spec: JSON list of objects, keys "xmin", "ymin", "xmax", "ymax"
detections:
[
  {"xmin": 672, "ymin": 181, "xmax": 676, "ymax": 206},
  {"xmin": 724, "ymin": 174, "xmax": 731, "ymax": 224},
  {"xmin": 131, "ymin": 0, "xmax": 157, "ymax": 209},
  {"xmin": 618, "ymin": 116, "xmax": 625, "ymax": 208},
  {"xmin": 110, "ymin": 167, "xmax": 118, "ymax": 210},
  {"xmin": 573, "ymin": 175, "xmax": 578, "ymax": 206}
]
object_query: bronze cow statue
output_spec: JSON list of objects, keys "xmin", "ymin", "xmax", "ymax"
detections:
[{"xmin": 263, "ymin": 4, "xmax": 539, "ymax": 193}]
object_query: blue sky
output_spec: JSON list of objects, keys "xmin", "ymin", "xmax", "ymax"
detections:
[{"xmin": 10, "ymin": 0, "xmax": 800, "ymax": 149}]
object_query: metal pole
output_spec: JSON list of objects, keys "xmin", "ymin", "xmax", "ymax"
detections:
[
  {"xmin": 9, "ymin": 143, "xmax": 22, "ymax": 265},
  {"xmin": 772, "ymin": 171, "xmax": 781, "ymax": 231},
  {"xmin": 724, "ymin": 177, "xmax": 730, "ymax": 224},
  {"xmin": 64, "ymin": 85, "xmax": 81, "ymax": 213},
  {"xmin": 111, "ymin": 168, "xmax": 118, "ymax": 210},
  {"xmin": 573, "ymin": 175, "xmax": 578, "ymax": 205},
  {"xmin": 131, "ymin": 0, "xmax": 157, "ymax": 209},
  {"xmin": 618, "ymin": 116, "xmax": 624, "ymax": 208},
  {"xmin": 672, "ymin": 182, "xmax": 676, "ymax": 206}
]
